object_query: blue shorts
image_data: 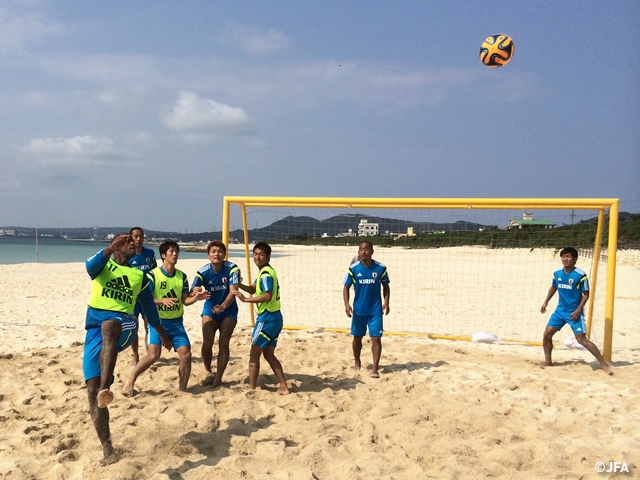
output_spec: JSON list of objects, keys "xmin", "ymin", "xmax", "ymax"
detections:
[
  {"xmin": 547, "ymin": 311, "xmax": 587, "ymax": 335},
  {"xmin": 351, "ymin": 313, "xmax": 383, "ymax": 337},
  {"xmin": 201, "ymin": 301, "xmax": 238, "ymax": 323},
  {"xmin": 148, "ymin": 318, "xmax": 190, "ymax": 351},
  {"xmin": 202, "ymin": 314, "xmax": 238, "ymax": 328},
  {"xmin": 82, "ymin": 310, "xmax": 138, "ymax": 382},
  {"xmin": 251, "ymin": 311, "xmax": 283, "ymax": 349}
]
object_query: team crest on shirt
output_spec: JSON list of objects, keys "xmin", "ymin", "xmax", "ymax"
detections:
[
  {"xmin": 222, "ymin": 278, "xmax": 228, "ymax": 284},
  {"xmin": 568, "ymin": 278, "xmax": 573, "ymax": 284},
  {"xmin": 372, "ymin": 272, "xmax": 377, "ymax": 278}
]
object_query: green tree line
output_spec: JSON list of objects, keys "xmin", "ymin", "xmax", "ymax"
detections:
[{"xmin": 270, "ymin": 214, "xmax": 640, "ymax": 250}]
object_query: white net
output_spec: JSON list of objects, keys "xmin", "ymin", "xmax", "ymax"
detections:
[{"xmin": 225, "ymin": 203, "xmax": 612, "ymax": 346}]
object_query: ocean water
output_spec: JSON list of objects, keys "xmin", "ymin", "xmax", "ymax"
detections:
[{"xmin": 0, "ymin": 237, "xmax": 246, "ymax": 264}]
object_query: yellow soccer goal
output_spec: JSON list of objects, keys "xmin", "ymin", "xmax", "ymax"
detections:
[{"xmin": 221, "ymin": 197, "xmax": 619, "ymax": 360}]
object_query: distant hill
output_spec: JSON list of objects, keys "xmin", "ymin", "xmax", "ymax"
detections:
[
  {"xmin": 2, "ymin": 211, "xmax": 638, "ymax": 244},
  {"xmin": 232, "ymin": 214, "xmax": 490, "ymax": 241}
]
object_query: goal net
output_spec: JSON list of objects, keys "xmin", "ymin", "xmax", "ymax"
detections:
[{"xmin": 221, "ymin": 197, "xmax": 619, "ymax": 359}]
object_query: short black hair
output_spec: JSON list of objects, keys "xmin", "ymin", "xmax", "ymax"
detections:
[
  {"xmin": 159, "ymin": 241, "xmax": 179, "ymax": 257},
  {"xmin": 359, "ymin": 240, "xmax": 373, "ymax": 249},
  {"xmin": 130, "ymin": 227, "xmax": 144, "ymax": 235},
  {"xmin": 207, "ymin": 240, "xmax": 227, "ymax": 255},
  {"xmin": 559, "ymin": 247, "xmax": 578, "ymax": 258},
  {"xmin": 253, "ymin": 242, "xmax": 271, "ymax": 257}
]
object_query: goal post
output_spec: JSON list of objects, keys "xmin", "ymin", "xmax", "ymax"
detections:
[{"xmin": 221, "ymin": 196, "xmax": 619, "ymax": 360}]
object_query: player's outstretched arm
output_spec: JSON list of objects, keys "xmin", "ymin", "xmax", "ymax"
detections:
[
  {"xmin": 238, "ymin": 281, "xmax": 256, "ymax": 295},
  {"xmin": 184, "ymin": 286, "xmax": 209, "ymax": 306}
]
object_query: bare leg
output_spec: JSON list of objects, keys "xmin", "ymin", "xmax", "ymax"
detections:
[
  {"xmin": 575, "ymin": 334, "xmax": 613, "ymax": 375},
  {"xmin": 213, "ymin": 319, "xmax": 235, "ymax": 388},
  {"xmin": 177, "ymin": 346, "xmax": 192, "ymax": 391},
  {"xmin": 352, "ymin": 336, "xmax": 363, "ymax": 371},
  {"xmin": 130, "ymin": 322, "xmax": 140, "ymax": 366},
  {"xmin": 542, "ymin": 326, "xmax": 558, "ymax": 367},
  {"xmin": 370, "ymin": 336, "xmax": 382, "ymax": 378},
  {"xmin": 200, "ymin": 316, "xmax": 217, "ymax": 385},
  {"xmin": 249, "ymin": 345, "xmax": 262, "ymax": 389},
  {"xmin": 142, "ymin": 317, "xmax": 150, "ymax": 352},
  {"xmin": 97, "ymin": 320, "xmax": 122, "ymax": 408},
  {"xmin": 87, "ymin": 378, "xmax": 118, "ymax": 465},
  {"xmin": 263, "ymin": 346, "xmax": 290, "ymax": 395},
  {"xmin": 124, "ymin": 345, "xmax": 162, "ymax": 395}
]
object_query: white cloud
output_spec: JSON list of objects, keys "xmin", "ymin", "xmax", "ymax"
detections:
[
  {"xmin": 164, "ymin": 91, "xmax": 253, "ymax": 132},
  {"xmin": 23, "ymin": 135, "xmax": 131, "ymax": 166},
  {"xmin": 0, "ymin": 6, "xmax": 67, "ymax": 53},
  {"xmin": 222, "ymin": 24, "xmax": 291, "ymax": 55}
]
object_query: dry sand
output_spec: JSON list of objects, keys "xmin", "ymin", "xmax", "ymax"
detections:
[{"xmin": 0, "ymin": 248, "xmax": 639, "ymax": 479}]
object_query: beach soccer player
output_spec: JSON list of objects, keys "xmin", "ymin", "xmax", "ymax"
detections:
[
  {"xmin": 191, "ymin": 240, "xmax": 241, "ymax": 388},
  {"xmin": 343, "ymin": 240, "xmax": 390, "ymax": 378},
  {"xmin": 233, "ymin": 242, "xmax": 290, "ymax": 395},
  {"xmin": 124, "ymin": 241, "xmax": 208, "ymax": 395},
  {"xmin": 83, "ymin": 233, "xmax": 172, "ymax": 464},
  {"xmin": 128, "ymin": 227, "xmax": 157, "ymax": 365},
  {"xmin": 540, "ymin": 247, "xmax": 612, "ymax": 375}
]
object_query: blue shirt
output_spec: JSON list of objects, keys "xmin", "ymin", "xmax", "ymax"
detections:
[
  {"xmin": 192, "ymin": 261, "xmax": 240, "ymax": 317},
  {"xmin": 128, "ymin": 246, "xmax": 157, "ymax": 316},
  {"xmin": 343, "ymin": 260, "xmax": 390, "ymax": 316},
  {"xmin": 128, "ymin": 246, "xmax": 157, "ymax": 273},
  {"xmin": 552, "ymin": 267, "xmax": 589, "ymax": 314},
  {"xmin": 85, "ymin": 249, "xmax": 161, "ymax": 328}
]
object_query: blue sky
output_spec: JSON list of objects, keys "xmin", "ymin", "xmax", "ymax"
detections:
[{"xmin": 0, "ymin": 0, "xmax": 638, "ymax": 232}]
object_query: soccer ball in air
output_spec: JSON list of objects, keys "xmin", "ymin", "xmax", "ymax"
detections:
[{"xmin": 479, "ymin": 34, "xmax": 514, "ymax": 68}]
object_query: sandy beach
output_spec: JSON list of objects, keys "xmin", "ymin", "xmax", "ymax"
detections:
[{"xmin": 0, "ymin": 247, "xmax": 639, "ymax": 479}]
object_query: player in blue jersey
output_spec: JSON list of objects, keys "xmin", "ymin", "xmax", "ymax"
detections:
[
  {"xmin": 540, "ymin": 247, "xmax": 612, "ymax": 374},
  {"xmin": 124, "ymin": 241, "xmax": 208, "ymax": 395},
  {"xmin": 191, "ymin": 240, "xmax": 241, "ymax": 388},
  {"xmin": 234, "ymin": 242, "xmax": 290, "ymax": 395},
  {"xmin": 343, "ymin": 241, "xmax": 390, "ymax": 378},
  {"xmin": 84, "ymin": 233, "xmax": 171, "ymax": 464},
  {"xmin": 128, "ymin": 227, "xmax": 158, "ymax": 366}
]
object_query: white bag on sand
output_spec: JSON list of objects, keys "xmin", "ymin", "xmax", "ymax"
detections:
[
  {"xmin": 472, "ymin": 331, "xmax": 500, "ymax": 344},
  {"xmin": 564, "ymin": 336, "xmax": 587, "ymax": 350}
]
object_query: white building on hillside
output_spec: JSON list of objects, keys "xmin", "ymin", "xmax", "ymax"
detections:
[{"xmin": 357, "ymin": 219, "xmax": 379, "ymax": 236}]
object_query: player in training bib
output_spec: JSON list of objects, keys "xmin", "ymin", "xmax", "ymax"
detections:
[
  {"xmin": 540, "ymin": 247, "xmax": 612, "ymax": 374},
  {"xmin": 124, "ymin": 241, "xmax": 208, "ymax": 395},
  {"xmin": 234, "ymin": 242, "xmax": 290, "ymax": 395},
  {"xmin": 343, "ymin": 240, "xmax": 390, "ymax": 378},
  {"xmin": 191, "ymin": 240, "xmax": 240, "ymax": 388},
  {"xmin": 83, "ymin": 233, "xmax": 171, "ymax": 464}
]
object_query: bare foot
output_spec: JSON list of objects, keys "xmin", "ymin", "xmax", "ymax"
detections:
[
  {"xmin": 199, "ymin": 371, "xmax": 214, "ymax": 387},
  {"xmin": 122, "ymin": 380, "xmax": 134, "ymax": 397},
  {"xmin": 277, "ymin": 385, "xmax": 291, "ymax": 395},
  {"xmin": 351, "ymin": 363, "xmax": 361, "ymax": 371},
  {"xmin": 370, "ymin": 371, "xmax": 380, "ymax": 378},
  {"xmin": 540, "ymin": 360, "xmax": 553, "ymax": 368},
  {"xmin": 212, "ymin": 377, "xmax": 223, "ymax": 388},
  {"xmin": 97, "ymin": 389, "xmax": 114, "ymax": 408},
  {"xmin": 130, "ymin": 354, "xmax": 139, "ymax": 366},
  {"xmin": 602, "ymin": 364, "xmax": 613, "ymax": 375},
  {"xmin": 101, "ymin": 443, "xmax": 119, "ymax": 466}
]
